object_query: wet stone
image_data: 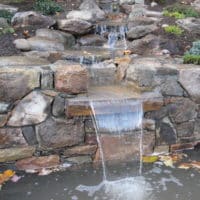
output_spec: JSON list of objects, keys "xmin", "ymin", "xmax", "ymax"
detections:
[
  {"xmin": 0, "ymin": 146, "xmax": 35, "ymax": 162},
  {"xmin": 15, "ymin": 155, "xmax": 60, "ymax": 170},
  {"xmin": 22, "ymin": 126, "xmax": 38, "ymax": 145},
  {"xmin": 41, "ymin": 69, "xmax": 54, "ymax": 90}
]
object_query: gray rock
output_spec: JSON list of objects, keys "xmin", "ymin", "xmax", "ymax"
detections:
[
  {"xmin": 79, "ymin": 0, "xmax": 105, "ymax": 21},
  {"xmin": 156, "ymin": 118, "xmax": 177, "ymax": 145},
  {"xmin": 120, "ymin": 0, "xmax": 135, "ymax": 5},
  {"xmin": 194, "ymin": 118, "xmax": 200, "ymax": 136},
  {"xmin": 57, "ymin": 19, "xmax": 93, "ymax": 35},
  {"xmin": 36, "ymin": 28, "xmax": 75, "ymax": 48},
  {"xmin": 0, "ymin": 56, "xmax": 49, "ymax": 66},
  {"xmin": 192, "ymin": 0, "xmax": 200, "ymax": 11},
  {"xmin": 7, "ymin": 91, "xmax": 53, "ymax": 126},
  {"xmin": 168, "ymin": 98, "xmax": 197, "ymax": 123},
  {"xmin": 0, "ymin": 146, "xmax": 35, "ymax": 162},
  {"xmin": 0, "ymin": 102, "xmax": 10, "ymax": 114},
  {"xmin": 66, "ymin": 156, "xmax": 92, "ymax": 165},
  {"xmin": 0, "ymin": 128, "xmax": 27, "ymax": 148},
  {"xmin": 36, "ymin": 117, "xmax": 85, "ymax": 149},
  {"xmin": 27, "ymin": 37, "xmax": 65, "ymax": 51},
  {"xmin": 41, "ymin": 69, "xmax": 54, "ymax": 90},
  {"xmin": 127, "ymin": 25, "xmax": 158, "ymax": 40},
  {"xmin": 0, "ymin": 67, "xmax": 40, "ymax": 103},
  {"xmin": 52, "ymin": 96, "xmax": 65, "ymax": 117},
  {"xmin": 179, "ymin": 68, "xmax": 200, "ymax": 103},
  {"xmin": 0, "ymin": 17, "xmax": 9, "ymax": 28},
  {"xmin": 78, "ymin": 34, "xmax": 106, "ymax": 46},
  {"xmin": 176, "ymin": 18, "xmax": 200, "ymax": 34},
  {"xmin": 161, "ymin": 76, "xmax": 184, "ymax": 97},
  {"xmin": 13, "ymin": 39, "xmax": 31, "ymax": 51},
  {"xmin": 0, "ymin": 114, "xmax": 7, "ymax": 127},
  {"xmin": 0, "ymin": 4, "xmax": 18, "ymax": 13},
  {"xmin": 11, "ymin": 11, "xmax": 56, "ymax": 28},
  {"xmin": 22, "ymin": 126, "xmax": 38, "ymax": 145},
  {"xmin": 128, "ymin": 5, "xmax": 146, "ymax": 21},
  {"xmin": 176, "ymin": 121, "xmax": 194, "ymax": 137}
]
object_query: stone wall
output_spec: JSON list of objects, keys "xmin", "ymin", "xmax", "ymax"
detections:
[{"xmin": 0, "ymin": 55, "xmax": 200, "ymax": 170}]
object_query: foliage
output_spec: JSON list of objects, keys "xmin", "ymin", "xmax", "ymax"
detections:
[
  {"xmin": 0, "ymin": 27, "xmax": 15, "ymax": 36},
  {"xmin": 34, "ymin": 0, "xmax": 63, "ymax": 15},
  {"xmin": 165, "ymin": 3, "xmax": 200, "ymax": 18},
  {"xmin": 164, "ymin": 25, "xmax": 184, "ymax": 36},
  {"xmin": 0, "ymin": 10, "xmax": 13, "ymax": 23},
  {"xmin": 183, "ymin": 54, "xmax": 200, "ymax": 65},
  {"xmin": 163, "ymin": 10, "xmax": 185, "ymax": 19}
]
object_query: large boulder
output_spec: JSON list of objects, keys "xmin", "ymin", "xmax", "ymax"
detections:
[
  {"xmin": 78, "ymin": 34, "xmax": 106, "ymax": 46},
  {"xmin": 127, "ymin": 25, "xmax": 158, "ymax": 40},
  {"xmin": 36, "ymin": 117, "xmax": 85, "ymax": 149},
  {"xmin": 11, "ymin": 11, "xmax": 56, "ymax": 28},
  {"xmin": 53, "ymin": 62, "xmax": 88, "ymax": 94},
  {"xmin": 36, "ymin": 28, "xmax": 75, "ymax": 48},
  {"xmin": 79, "ymin": 0, "xmax": 105, "ymax": 21},
  {"xmin": 176, "ymin": 18, "xmax": 200, "ymax": 34},
  {"xmin": 0, "ymin": 67, "xmax": 40, "ymax": 103},
  {"xmin": 27, "ymin": 37, "xmax": 65, "ymax": 51},
  {"xmin": 7, "ymin": 91, "xmax": 53, "ymax": 126},
  {"xmin": 57, "ymin": 19, "xmax": 93, "ymax": 35},
  {"xmin": 179, "ymin": 68, "xmax": 200, "ymax": 103}
]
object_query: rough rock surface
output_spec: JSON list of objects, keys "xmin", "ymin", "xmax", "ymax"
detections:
[
  {"xmin": 0, "ymin": 67, "xmax": 40, "ymax": 102},
  {"xmin": 54, "ymin": 63, "xmax": 88, "ymax": 94},
  {"xmin": 11, "ymin": 11, "xmax": 56, "ymax": 28},
  {"xmin": 7, "ymin": 91, "xmax": 53, "ymax": 126},
  {"xmin": 36, "ymin": 117, "xmax": 84, "ymax": 149}
]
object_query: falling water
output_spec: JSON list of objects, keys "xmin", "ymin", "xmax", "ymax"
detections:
[{"xmin": 90, "ymin": 99, "xmax": 143, "ymax": 179}]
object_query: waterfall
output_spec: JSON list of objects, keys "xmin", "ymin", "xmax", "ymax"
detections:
[{"xmin": 90, "ymin": 99, "xmax": 143, "ymax": 180}]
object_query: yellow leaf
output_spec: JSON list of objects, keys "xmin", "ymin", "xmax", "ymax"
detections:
[
  {"xmin": 3, "ymin": 170, "xmax": 15, "ymax": 178},
  {"xmin": 142, "ymin": 156, "xmax": 159, "ymax": 163},
  {"xmin": 159, "ymin": 156, "xmax": 174, "ymax": 168}
]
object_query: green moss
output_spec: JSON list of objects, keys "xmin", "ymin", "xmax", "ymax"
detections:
[
  {"xmin": 165, "ymin": 3, "xmax": 200, "ymax": 18},
  {"xmin": 34, "ymin": 0, "xmax": 63, "ymax": 15},
  {"xmin": 0, "ymin": 10, "xmax": 13, "ymax": 23},
  {"xmin": 183, "ymin": 54, "xmax": 200, "ymax": 65},
  {"xmin": 0, "ymin": 27, "xmax": 15, "ymax": 36},
  {"xmin": 164, "ymin": 25, "xmax": 184, "ymax": 36}
]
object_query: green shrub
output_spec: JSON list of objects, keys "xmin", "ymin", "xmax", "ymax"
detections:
[
  {"xmin": 164, "ymin": 25, "xmax": 184, "ymax": 36},
  {"xmin": 0, "ymin": 10, "xmax": 13, "ymax": 23},
  {"xmin": 0, "ymin": 27, "xmax": 15, "ymax": 36},
  {"xmin": 165, "ymin": 3, "xmax": 200, "ymax": 18},
  {"xmin": 34, "ymin": 0, "xmax": 63, "ymax": 15},
  {"xmin": 163, "ymin": 10, "xmax": 185, "ymax": 19},
  {"xmin": 183, "ymin": 54, "xmax": 200, "ymax": 65}
]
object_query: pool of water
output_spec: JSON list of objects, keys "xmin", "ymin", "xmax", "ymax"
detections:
[{"xmin": 1, "ymin": 151, "xmax": 199, "ymax": 200}]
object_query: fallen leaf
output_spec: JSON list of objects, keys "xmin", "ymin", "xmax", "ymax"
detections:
[
  {"xmin": 0, "ymin": 170, "xmax": 15, "ymax": 185},
  {"xmin": 178, "ymin": 163, "xmax": 192, "ymax": 169},
  {"xmin": 159, "ymin": 156, "xmax": 174, "ymax": 168},
  {"xmin": 3, "ymin": 170, "xmax": 15, "ymax": 178},
  {"xmin": 190, "ymin": 161, "xmax": 200, "ymax": 169},
  {"xmin": 142, "ymin": 155, "xmax": 159, "ymax": 163},
  {"xmin": 38, "ymin": 168, "xmax": 52, "ymax": 176}
]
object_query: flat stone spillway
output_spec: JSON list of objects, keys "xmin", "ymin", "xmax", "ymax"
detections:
[{"xmin": 66, "ymin": 85, "xmax": 164, "ymax": 117}]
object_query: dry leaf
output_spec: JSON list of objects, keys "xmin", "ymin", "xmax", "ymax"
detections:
[
  {"xmin": 178, "ymin": 163, "xmax": 192, "ymax": 169},
  {"xmin": 142, "ymin": 155, "xmax": 159, "ymax": 163},
  {"xmin": 159, "ymin": 156, "xmax": 174, "ymax": 168}
]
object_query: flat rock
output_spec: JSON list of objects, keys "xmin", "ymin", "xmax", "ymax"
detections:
[
  {"xmin": 52, "ymin": 95, "xmax": 65, "ymax": 117},
  {"xmin": 13, "ymin": 39, "xmax": 31, "ymax": 51},
  {"xmin": 57, "ymin": 19, "xmax": 93, "ymax": 35},
  {"xmin": 27, "ymin": 36, "xmax": 65, "ymax": 51},
  {"xmin": 63, "ymin": 145, "xmax": 97, "ymax": 157},
  {"xmin": 78, "ymin": 34, "xmax": 106, "ymax": 46},
  {"xmin": 0, "ymin": 4, "xmax": 18, "ymax": 13},
  {"xmin": 0, "ymin": 56, "xmax": 49, "ymax": 66},
  {"xmin": 66, "ymin": 156, "xmax": 92, "ymax": 165},
  {"xmin": 7, "ymin": 91, "xmax": 53, "ymax": 126},
  {"xmin": 54, "ymin": 63, "xmax": 88, "ymax": 94},
  {"xmin": 0, "ymin": 146, "xmax": 35, "ymax": 162},
  {"xmin": 179, "ymin": 68, "xmax": 200, "ymax": 103},
  {"xmin": 176, "ymin": 18, "xmax": 200, "ymax": 34},
  {"xmin": 11, "ymin": 11, "xmax": 56, "ymax": 28},
  {"xmin": 0, "ymin": 128, "xmax": 27, "ymax": 148},
  {"xmin": 16, "ymin": 155, "xmax": 60, "ymax": 170},
  {"xmin": 36, "ymin": 28, "xmax": 75, "ymax": 48},
  {"xmin": 0, "ymin": 67, "xmax": 40, "ymax": 103},
  {"xmin": 127, "ymin": 25, "xmax": 158, "ymax": 40},
  {"xmin": 36, "ymin": 117, "xmax": 84, "ymax": 149}
]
